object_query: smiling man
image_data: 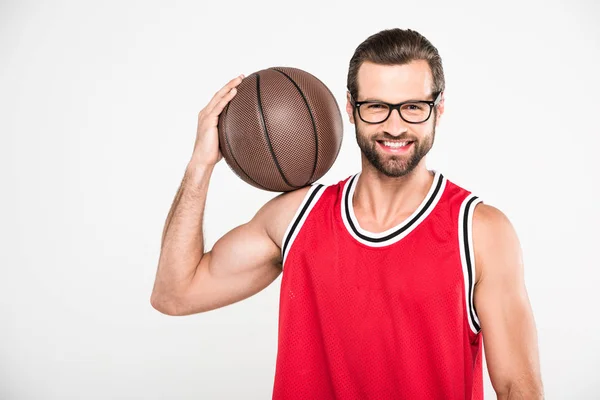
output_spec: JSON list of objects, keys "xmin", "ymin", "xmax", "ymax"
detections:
[{"xmin": 152, "ymin": 28, "xmax": 543, "ymax": 399}]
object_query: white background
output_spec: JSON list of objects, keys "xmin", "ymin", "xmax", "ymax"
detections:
[{"xmin": 1, "ymin": 0, "xmax": 599, "ymax": 398}]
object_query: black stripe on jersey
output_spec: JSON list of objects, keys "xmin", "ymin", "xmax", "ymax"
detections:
[
  {"xmin": 462, "ymin": 196, "xmax": 481, "ymax": 332},
  {"xmin": 343, "ymin": 173, "xmax": 444, "ymax": 243},
  {"xmin": 281, "ymin": 184, "xmax": 324, "ymax": 263}
]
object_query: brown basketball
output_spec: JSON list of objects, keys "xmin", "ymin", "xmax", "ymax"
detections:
[{"xmin": 217, "ymin": 67, "xmax": 343, "ymax": 192}]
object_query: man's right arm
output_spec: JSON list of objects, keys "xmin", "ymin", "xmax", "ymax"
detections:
[
  {"xmin": 150, "ymin": 74, "xmax": 313, "ymax": 316},
  {"xmin": 150, "ymin": 159, "xmax": 310, "ymax": 316}
]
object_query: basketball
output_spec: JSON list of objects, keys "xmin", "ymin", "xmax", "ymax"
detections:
[{"xmin": 217, "ymin": 67, "xmax": 343, "ymax": 192}]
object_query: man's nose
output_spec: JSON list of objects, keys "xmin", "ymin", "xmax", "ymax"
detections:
[{"xmin": 382, "ymin": 108, "xmax": 408, "ymax": 136}]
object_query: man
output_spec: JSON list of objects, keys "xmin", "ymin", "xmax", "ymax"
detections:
[{"xmin": 151, "ymin": 28, "xmax": 543, "ymax": 399}]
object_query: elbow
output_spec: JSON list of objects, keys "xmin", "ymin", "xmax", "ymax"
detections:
[
  {"xmin": 496, "ymin": 379, "xmax": 544, "ymax": 400},
  {"xmin": 150, "ymin": 292, "xmax": 184, "ymax": 316}
]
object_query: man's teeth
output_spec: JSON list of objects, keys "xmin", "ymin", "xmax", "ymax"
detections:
[{"xmin": 382, "ymin": 141, "xmax": 410, "ymax": 148}]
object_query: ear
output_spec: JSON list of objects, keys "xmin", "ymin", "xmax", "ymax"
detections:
[
  {"xmin": 346, "ymin": 91, "xmax": 355, "ymax": 125},
  {"xmin": 435, "ymin": 92, "xmax": 445, "ymax": 127}
]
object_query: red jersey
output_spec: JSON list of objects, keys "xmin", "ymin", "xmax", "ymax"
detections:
[{"xmin": 273, "ymin": 171, "xmax": 484, "ymax": 400}]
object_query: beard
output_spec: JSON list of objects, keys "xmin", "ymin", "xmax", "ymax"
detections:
[{"xmin": 355, "ymin": 116, "xmax": 436, "ymax": 178}]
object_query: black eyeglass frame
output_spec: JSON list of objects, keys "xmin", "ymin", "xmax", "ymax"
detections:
[{"xmin": 349, "ymin": 91, "xmax": 443, "ymax": 124}]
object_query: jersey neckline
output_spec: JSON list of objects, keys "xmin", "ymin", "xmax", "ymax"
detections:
[{"xmin": 340, "ymin": 170, "xmax": 447, "ymax": 247}]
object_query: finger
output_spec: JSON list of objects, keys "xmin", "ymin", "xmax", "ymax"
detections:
[
  {"xmin": 208, "ymin": 87, "xmax": 238, "ymax": 117},
  {"xmin": 205, "ymin": 74, "xmax": 244, "ymax": 114}
]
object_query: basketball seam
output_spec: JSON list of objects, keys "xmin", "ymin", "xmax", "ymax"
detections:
[
  {"xmin": 318, "ymin": 73, "xmax": 344, "ymax": 167},
  {"xmin": 221, "ymin": 95, "xmax": 270, "ymax": 191},
  {"xmin": 312, "ymin": 72, "xmax": 343, "ymax": 166},
  {"xmin": 256, "ymin": 72, "xmax": 300, "ymax": 190},
  {"xmin": 272, "ymin": 68, "xmax": 319, "ymax": 186}
]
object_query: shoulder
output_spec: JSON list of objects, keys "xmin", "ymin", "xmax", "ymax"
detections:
[
  {"xmin": 252, "ymin": 175, "xmax": 351, "ymax": 249},
  {"xmin": 472, "ymin": 203, "xmax": 516, "ymax": 244},
  {"xmin": 254, "ymin": 185, "xmax": 320, "ymax": 250},
  {"xmin": 441, "ymin": 174, "xmax": 523, "ymax": 284},
  {"xmin": 472, "ymin": 203, "xmax": 523, "ymax": 284}
]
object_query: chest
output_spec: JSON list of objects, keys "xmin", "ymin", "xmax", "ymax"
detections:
[{"xmin": 288, "ymin": 221, "xmax": 464, "ymax": 306}]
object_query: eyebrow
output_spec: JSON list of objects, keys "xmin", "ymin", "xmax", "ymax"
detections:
[{"xmin": 359, "ymin": 94, "xmax": 436, "ymax": 103}]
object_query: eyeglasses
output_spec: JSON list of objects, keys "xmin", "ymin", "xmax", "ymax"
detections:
[{"xmin": 349, "ymin": 91, "xmax": 442, "ymax": 124}]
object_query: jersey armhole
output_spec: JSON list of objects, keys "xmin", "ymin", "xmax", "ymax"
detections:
[
  {"xmin": 458, "ymin": 194, "xmax": 483, "ymax": 334},
  {"xmin": 280, "ymin": 184, "xmax": 326, "ymax": 269}
]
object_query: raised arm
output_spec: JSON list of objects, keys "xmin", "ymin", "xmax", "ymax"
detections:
[
  {"xmin": 150, "ymin": 74, "xmax": 311, "ymax": 316},
  {"xmin": 472, "ymin": 204, "xmax": 544, "ymax": 399}
]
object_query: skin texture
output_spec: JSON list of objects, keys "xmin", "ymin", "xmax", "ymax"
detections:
[{"xmin": 152, "ymin": 60, "xmax": 543, "ymax": 398}]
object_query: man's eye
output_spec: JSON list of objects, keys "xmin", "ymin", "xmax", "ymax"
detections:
[{"xmin": 366, "ymin": 103, "xmax": 387, "ymax": 110}]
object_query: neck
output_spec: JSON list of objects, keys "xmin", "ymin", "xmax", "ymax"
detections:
[{"xmin": 353, "ymin": 159, "xmax": 435, "ymax": 227}]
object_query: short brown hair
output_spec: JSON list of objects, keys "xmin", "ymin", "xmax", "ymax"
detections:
[{"xmin": 347, "ymin": 28, "xmax": 445, "ymax": 100}]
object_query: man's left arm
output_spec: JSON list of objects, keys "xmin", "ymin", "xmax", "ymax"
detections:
[{"xmin": 473, "ymin": 204, "xmax": 544, "ymax": 399}]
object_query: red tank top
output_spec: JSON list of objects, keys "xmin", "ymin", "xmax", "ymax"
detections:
[{"xmin": 272, "ymin": 171, "xmax": 484, "ymax": 400}]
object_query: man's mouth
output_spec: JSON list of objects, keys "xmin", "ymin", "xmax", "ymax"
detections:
[{"xmin": 376, "ymin": 140, "xmax": 414, "ymax": 153}]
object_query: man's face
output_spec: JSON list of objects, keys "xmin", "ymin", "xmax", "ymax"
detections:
[{"xmin": 346, "ymin": 60, "xmax": 444, "ymax": 177}]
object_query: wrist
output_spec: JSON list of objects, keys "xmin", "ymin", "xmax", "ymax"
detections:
[
  {"xmin": 188, "ymin": 153, "xmax": 218, "ymax": 169},
  {"xmin": 185, "ymin": 159, "xmax": 215, "ymax": 182}
]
